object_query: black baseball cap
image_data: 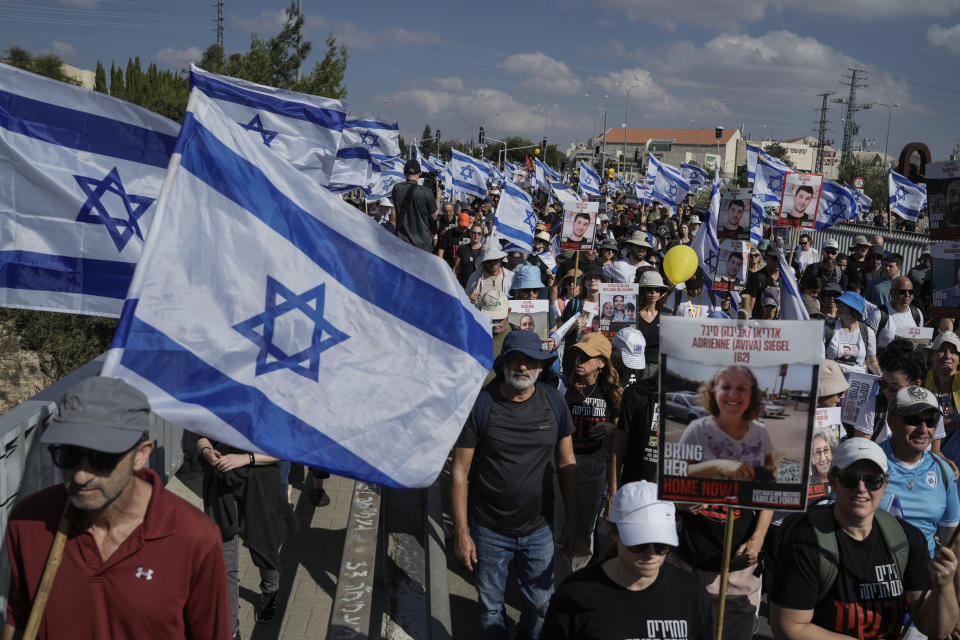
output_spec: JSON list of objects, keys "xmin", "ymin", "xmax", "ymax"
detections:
[{"xmin": 403, "ymin": 158, "xmax": 421, "ymax": 175}]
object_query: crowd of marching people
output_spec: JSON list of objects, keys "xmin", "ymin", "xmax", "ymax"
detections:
[{"xmin": 368, "ymin": 156, "xmax": 960, "ymax": 640}]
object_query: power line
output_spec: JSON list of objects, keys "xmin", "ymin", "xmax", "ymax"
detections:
[
  {"xmin": 833, "ymin": 68, "xmax": 870, "ymax": 169},
  {"xmin": 813, "ymin": 90, "xmax": 834, "ymax": 173}
]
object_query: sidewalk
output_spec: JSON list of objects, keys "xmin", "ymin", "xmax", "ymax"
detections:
[{"xmin": 167, "ymin": 468, "xmax": 355, "ymax": 639}]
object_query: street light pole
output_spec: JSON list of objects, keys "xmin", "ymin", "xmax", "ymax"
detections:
[
  {"xmin": 615, "ymin": 79, "xmax": 643, "ymax": 177},
  {"xmin": 874, "ymin": 102, "xmax": 900, "ymax": 166}
]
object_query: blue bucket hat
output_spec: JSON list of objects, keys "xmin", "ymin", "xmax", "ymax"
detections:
[
  {"xmin": 511, "ymin": 264, "xmax": 545, "ymax": 291},
  {"xmin": 494, "ymin": 330, "xmax": 556, "ymax": 370},
  {"xmin": 835, "ymin": 291, "xmax": 865, "ymax": 317}
]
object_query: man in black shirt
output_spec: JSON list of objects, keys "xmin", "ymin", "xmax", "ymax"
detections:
[
  {"xmin": 391, "ymin": 158, "xmax": 439, "ymax": 252},
  {"xmin": 742, "ymin": 245, "xmax": 780, "ymax": 318},
  {"xmin": 451, "ymin": 330, "xmax": 578, "ymax": 640},
  {"xmin": 543, "ymin": 481, "xmax": 711, "ymax": 640},
  {"xmin": 771, "ymin": 438, "xmax": 958, "ymax": 640}
]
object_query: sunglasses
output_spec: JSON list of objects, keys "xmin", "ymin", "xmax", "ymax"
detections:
[
  {"xmin": 834, "ymin": 471, "xmax": 886, "ymax": 491},
  {"xmin": 48, "ymin": 443, "xmax": 135, "ymax": 475},
  {"xmin": 799, "ymin": 241, "xmax": 809, "ymax": 245},
  {"xmin": 625, "ymin": 542, "xmax": 672, "ymax": 555},
  {"xmin": 903, "ymin": 413, "xmax": 940, "ymax": 427},
  {"xmin": 892, "ymin": 288, "xmax": 913, "ymax": 296},
  {"xmin": 823, "ymin": 249, "xmax": 838, "ymax": 255}
]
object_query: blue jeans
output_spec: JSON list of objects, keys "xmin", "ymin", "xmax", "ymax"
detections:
[{"xmin": 471, "ymin": 523, "xmax": 555, "ymax": 640}]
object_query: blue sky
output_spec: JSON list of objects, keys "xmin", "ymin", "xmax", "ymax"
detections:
[{"xmin": 3, "ymin": 0, "xmax": 959, "ymax": 160}]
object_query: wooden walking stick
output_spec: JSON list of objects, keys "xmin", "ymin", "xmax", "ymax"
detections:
[
  {"xmin": 714, "ymin": 508, "xmax": 737, "ymax": 640},
  {"xmin": 23, "ymin": 502, "xmax": 72, "ymax": 640}
]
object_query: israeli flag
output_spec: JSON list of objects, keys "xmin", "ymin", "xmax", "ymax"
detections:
[
  {"xmin": 752, "ymin": 154, "xmax": 791, "ymax": 206},
  {"xmin": 190, "ymin": 66, "xmax": 345, "ymax": 185},
  {"xmin": 450, "ymin": 149, "xmax": 489, "ymax": 199},
  {"xmin": 101, "ymin": 87, "xmax": 492, "ymax": 489},
  {"xmin": 815, "ymin": 180, "xmax": 859, "ymax": 230},
  {"xmin": 691, "ymin": 173, "xmax": 721, "ymax": 283},
  {"xmin": 680, "ymin": 163, "xmax": 709, "ymax": 189},
  {"xmin": 776, "ymin": 247, "xmax": 810, "ymax": 321},
  {"xmin": 746, "ymin": 143, "xmax": 765, "ymax": 183},
  {"xmin": 649, "ymin": 155, "xmax": 690, "ymax": 209},
  {"xmin": 494, "ymin": 181, "xmax": 537, "ymax": 253},
  {"xmin": 365, "ymin": 157, "xmax": 404, "ymax": 201},
  {"xmin": 578, "ymin": 160, "xmax": 602, "ymax": 196},
  {"xmin": 330, "ymin": 118, "xmax": 400, "ymax": 188},
  {"xmin": 550, "ymin": 181, "xmax": 579, "ymax": 207},
  {"xmin": 484, "ymin": 158, "xmax": 505, "ymax": 185},
  {"xmin": 428, "ymin": 153, "xmax": 445, "ymax": 170},
  {"xmin": 749, "ymin": 201, "xmax": 764, "ymax": 245},
  {"xmin": 537, "ymin": 158, "xmax": 561, "ymax": 181},
  {"xmin": 504, "ymin": 160, "xmax": 519, "ymax": 175},
  {"xmin": 0, "ymin": 61, "xmax": 180, "ymax": 317},
  {"xmin": 415, "ymin": 146, "xmax": 439, "ymax": 174},
  {"xmin": 846, "ymin": 183, "xmax": 873, "ymax": 215},
  {"xmin": 889, "ymin": 169, "xmax": 926, "ymax": 221},
  {"xmin": 644, "ymin": 157, "xmax": 659, "ymax": 206}
]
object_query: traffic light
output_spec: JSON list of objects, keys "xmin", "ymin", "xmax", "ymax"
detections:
[
  {"xmin": 715, "ymin": 126, "xmax": 724, "ymax": 139},
  {"xmin": 435, "ymin": 130, "xmax": 441, "ymax": 141},
  {"xmin": 594, "ymin": 145, "xmax": 600, "ymax": 158},
  {"xmin": 478, "ymin": 126, "xmax": 485, "ymax": 145},
  {"xmin": 541, "ymin": 138, "xmax": 547, "ymax": 152}
]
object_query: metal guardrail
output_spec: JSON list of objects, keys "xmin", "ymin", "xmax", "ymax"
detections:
[{"xmin": 775, "ymin": 222, "xmax": 930, "ymax": 270}]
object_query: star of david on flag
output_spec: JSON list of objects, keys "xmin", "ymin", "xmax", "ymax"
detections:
[
  {"xmin": 888, "ymin": 168, "xmax": 925, "ymax": 221},
  {"xmin": 233, "ymin": 276, "xmax": 350, "ymax": 381},
  {"xmin": 239, "ymin": 113, "xmax": 278, "ymax": 146},
  {"xmin": 578, "ymin": 160, "xmax": 602, "ymax": 196},
  {"xmin": 74, "ymin": 167, "xmax": 154, "ymax": 252},
  {"xmin": 0, "ymin": 60, "xmax": 179, "ymax": 317},
  {"xmin": 359, "ymin": 131, "xmax": 379, "ymax": 147},
  {"xmin": 460, "ymin": 166, "xmax": 474, "ymax": 180},
  {"xmin": 102, "ymin": 80, "xmax": 491, "ymax": 489},
  {"xmin": 814, "ymin": 180, "xmax": 858, "ymax": 231},
  {"xmin": 649, "ymin": 154, "xmax": 689, "ymax": 209},
  {"xmin": 450, "ymin": 148, "xmax": 488, "ymax": 198},
  {"xmin": 493, "ymin": 181, "xmax": 537, "ymax": 253}
]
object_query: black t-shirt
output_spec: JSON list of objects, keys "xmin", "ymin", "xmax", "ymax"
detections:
[
  {"xmin": 618, "ymin": 377, "xmax": 660, "ymax": 485},
  {"xmin": 771, "ymin": 511, "xmax": 929, "ymax": 639},
  {"xmin": 456, "ymin": 384, "xmax": 574, "ymax": 537},
  {"xmin": 457, "ymin": 243, "xmax": 483, "ymax": 286},
  {"xmin": 392, "ymin": 181, "xmax": 437, "ymax": 252},
  {"xmin": 542, "ymin": 561, "xmax": 713, "ymax": 640},
  {"xmin": 744, "ymin": 269, "xmax": 779, "ymax": 318},
  {"xmin": 636, "ymin": 311, "xmax": 660, "ymax": 367},
  {"xmin": 439, "ymin": 227, "xmax": 468, "ymax": 267},
  {"xmin": 566, "ymin": 383, "xmax": 620, "ymax": 455},
  {"xmin": 677, "ymin": 506, "xmax": 759, "ymax": 572}
]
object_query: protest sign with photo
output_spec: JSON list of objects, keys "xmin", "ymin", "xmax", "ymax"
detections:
[
  {"xmin": 712, "ymin": 239, "xmax": 748, "ymax": 292},
  {"xmin": 814, "ymin": 407, "xmax": 843, "ymax": 441},
  {"xmin": 932, "ymin": 241, "xmax": 960, "ymax": 318},
  {"xmin": 778, "ymin": 172, "xmax": 823, "ymax": 229},
  {"xmin": 559, "ymin": 200, "xmax": 599, "ymax": 250},
  {"xmin": 927, "ymin": 161, "xmax": 960, "ymax": 241},
  {"xmin": 659, "ymin": 318, "xmax": 821, "ymax": 509},
  {"xmin": 577, "ymin": 301, "xmax": 599, "ymax": 340},
  {"xmin": 895, "ymin": 325, "xmax": 934, "ymax": 345},
  {"xmin": 597, "ymin": 283, "xmax": 639, "ymax": 337},
  {"xmin": 840, "ymin": 371, "xmax": 879, "ymax": 427},
  {"xmin": 717, "ymin": 187, "xmax": 752, "ymax": 240},
  {"xmin": 508, "ymin": 300, "xmax": 549, "ymax": 341}
]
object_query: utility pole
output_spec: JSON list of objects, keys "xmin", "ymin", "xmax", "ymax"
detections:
[
  {"xmin": 814, "ymin": 91, "xmax": 834, "ymax": 173},
  {"xmin": 833, "ymin": 68, "xmax": 870, "ymax": 170},
  {"xmin": 600, "ymin": 110, "xmax": 608, "ymax": 172},
  {"xmin": 216, "ymin": 0, "xmax": 224, "ymax": 64}
]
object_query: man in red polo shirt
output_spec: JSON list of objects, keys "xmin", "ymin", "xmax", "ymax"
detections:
[{"xmin": 2, "ymin": 377, "xmax": 231, "ymax": 640}]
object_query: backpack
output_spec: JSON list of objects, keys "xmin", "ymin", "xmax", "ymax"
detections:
[
  {"xmin": 805, "ymin": 506, "xmax": 910, "ymax": 602},
  {"xmin": 876, "ymin": 305, "xmax": 922, "ymax": 333},
  {"xmin": 474, "ymin": 381, "xmax": 568, "ymax": 440}
]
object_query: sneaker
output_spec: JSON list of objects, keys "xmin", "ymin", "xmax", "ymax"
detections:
[
  {"xmin": 309, "ymin": 487, "xmax": 330, "ymax": 507},
  {"xmin": 233, "ymin": 632, "xmax": 241, "ymax": 640},
  {"xmin": 255, "ymin": 590, "xmax": 279, "ymax": 624}
]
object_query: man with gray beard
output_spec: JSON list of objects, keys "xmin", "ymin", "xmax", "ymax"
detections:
[{"xmin": 451, "ymin": 330, "xmax": 578, "ymax": 640}]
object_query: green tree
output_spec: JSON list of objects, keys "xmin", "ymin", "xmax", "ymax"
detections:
[
  {"xmin": 420, "ymin": 125, "xmax": 433, "ymax": 155},
  {"xmin": 295, "ymin": 34, "xmax": 347, "ymax": 99},
  {"xmin": 93, "ymin": 61, "xmax": 107, "ymax": 94},
  {"xmin": 765, "ymin": 143, "xmax": 792, "ymax": 168},
  {"xmin": 1, "ymin": 46, "xmax": 76, "ymax": 84}
]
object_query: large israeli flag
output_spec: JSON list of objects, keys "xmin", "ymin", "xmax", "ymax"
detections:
[
  {"xmin": 649, "ymin": 155, "xmax": 690, "ymax": 209},
  {"xmin": 537, "ymin": 158, "xmax": 561, "ymax": 182},
  {"xmin": 494, "ymin": 181, "xmax": 537, "ymax": 253},
  {"xmin": 578, "ymin": 160, "xmax": 601, "ymax": 196},
  {"xmin": 746, "ymin": 143, "xmax": 765, "ymax": 183},
  {"xmin": 0, "ymin": 61, "xmax": 180, "ymax": 317},
  {"xmin": 815, "ymin": 180, "xmax": 859, "ymax": 230},
  {"xmin": 889, "ymin": 169, "xmax": 926, "ymax": 221},
  {"xmin": 101, "ymin": 87, "xmax": 492, "ymax": 488},
  {"xmin": 550, "ymin": 181, "xmax": 579, "ymax": 207},
  {"xmin": 365, "ymin": 156, "xmax": 404, "ymax": 201},
  {"xmin": 415, "ymin": 146, "xmax": 439, "ymax": 174},
  {"xmin": 752, "ymin": 153, "xmax": 792, "ymax": 206},
  {"xmin": 450, "ymin": 149, "xmax": 489, "ymax": 199},
  {"xmin": 190, "ymin": 66, "xmax": 345, "ymax": 185}
]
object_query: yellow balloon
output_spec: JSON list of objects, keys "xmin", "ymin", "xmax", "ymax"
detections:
[
  {"xmin": 663, "ymin": 245, "xmax": 698, "ymax": 285},
  {"xmin": 534, "ymin": 148, "xmax": 541, "ymax": 155}
]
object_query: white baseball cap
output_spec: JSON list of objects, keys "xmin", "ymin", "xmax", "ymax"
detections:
[
  {"xmin": 608, "ymin": 481, "xmax": 678, "ymax": 547},
  {"xmin": 612, "ymin": 328, "xmax": 646, "ymax": 370},
  {"xmin": 831, "ymin": 438, "xmax": 887, "ymax": 474}
]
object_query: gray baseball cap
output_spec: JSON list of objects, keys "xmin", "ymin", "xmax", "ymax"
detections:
[
  {"xmin": 41, "ymin": 377, "xmax": 150, "ymax": 453},
  {"xmin": 888, "ymin": 386, "xmax": 941, "ymax": 417}
]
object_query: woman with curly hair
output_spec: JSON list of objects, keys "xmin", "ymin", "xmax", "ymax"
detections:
[{"xmin": 677, "ymin": 365, "xmax": 776, "ymax": 482}]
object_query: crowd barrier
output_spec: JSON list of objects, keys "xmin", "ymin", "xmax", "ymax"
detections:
[{"xmin": 774, "ymin": 222, "xmax": 930, "ymax": 271}]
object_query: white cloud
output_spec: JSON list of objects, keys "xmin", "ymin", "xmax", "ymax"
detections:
[
  {"xmin": 56, "ymin": 0, "xmax": 97, "ymax": 7},
  {"xmin": 155, "ymin": 46, "xmax": 204, "ymax": 68},
  {"xmin": 498, "ymin": 52, "xmax": 583, "ymax": 93},
  {"xmin": 592, "ymin": 0, "xmax": 960, "ymax": 29},
  {"xmin": 927, "ymin": 23, "xmax": 960, "ymax": 54},
  {"xmin": 229, "ymin": 10, "xmax": 288, "ymax": 35},
  {"xmin": 50, "ymin": 41, "xmax": 78, "ymax": 61},
  {"xmin": 432, "ymin": 76, "xmax": 465, "ymax": 91}
]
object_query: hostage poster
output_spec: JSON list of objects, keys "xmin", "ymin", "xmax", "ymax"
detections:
[{"xmin": 658, "ymin": 317, "xmax": 821, "ymax": 510}]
